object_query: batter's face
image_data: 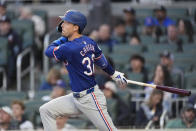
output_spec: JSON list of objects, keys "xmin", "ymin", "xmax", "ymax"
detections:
[{"xmin": 61, "ymin": 21, "xmax": 79, "ymax": 37}]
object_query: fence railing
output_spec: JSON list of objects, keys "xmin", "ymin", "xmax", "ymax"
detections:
[
  {"xmin": 0, "ymin": 67, "xmax": 7, "ymax": 91},
  {"xmin": 128, "ymin": 89, "xmax": 190, "ymax": 117},
  {"xmin": 43, "ymin": 33, "xmax": 50, "ymax": 77},
  {"xmin": 17, "ymin": 47, "xmax": 35, "ymax": 92}
]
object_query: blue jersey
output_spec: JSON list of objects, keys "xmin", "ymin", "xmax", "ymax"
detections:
[
  {"xmin": 45, "ymin": 36, "xmax": 103, "ymax": 92},
  {"xmin": 153, "ymin": 17, "xmax": 175, "ymax": 27}
]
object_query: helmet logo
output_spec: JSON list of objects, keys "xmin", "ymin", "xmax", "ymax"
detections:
[{"xmin": 64, "ymin": 10, "xmax": 77, "ymax": 16}]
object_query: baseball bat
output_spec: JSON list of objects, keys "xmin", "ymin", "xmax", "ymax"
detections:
[{"xmin": 127, "ymin": 79, "xmax": 191, "ymax": 96}]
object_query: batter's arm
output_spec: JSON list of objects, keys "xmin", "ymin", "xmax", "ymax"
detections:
[
  {"xmin": 94, "ymin": 54, "xmax": 115, "ymax": 75},
  {"xmin": 95, "ymin": 54, "xmax": 127, "ymax": 88},
  {"xmin": 45, "ymin": 37, "xmax": 68, "ymax": 58}
]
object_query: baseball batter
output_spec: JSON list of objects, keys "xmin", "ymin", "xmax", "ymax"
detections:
[{"xmin": 39, "ymin": 10, "xmax": 127, "ymax": 131}]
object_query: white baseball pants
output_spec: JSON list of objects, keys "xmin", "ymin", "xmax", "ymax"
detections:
[{"xmin": 39, "ymin": 86, "xmax": 117, "ymax": 131}]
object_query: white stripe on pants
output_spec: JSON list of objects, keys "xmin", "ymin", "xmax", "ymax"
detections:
[{"xmin": 39, "ymin": 87, "xmax": 117, "ymax": 131}]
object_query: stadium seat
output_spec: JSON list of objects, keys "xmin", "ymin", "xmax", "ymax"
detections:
[
  {"xmin": 24, "ymin": 100, "xmax": 45, "ymax": 111},
  {"xmin": 0, "ymin": 91, "xmax": 26, "ymax": 106},
  {"xmin": 179, "ymin": 35, "xmax": 189, "ymax": 43},
  {"xmin": 33, "ymin": 111, "xmax": 42, "ymax": 129},
  {"xmin": 146, "ymin": 43, "xmax": 177, "ymax": 54},
  {"xmin": 173, "ymin": 53, "xmax": 194, "ymax": 72},
  {"xmin": 24, "ymin": 100, "xmax": 46, "ymax": 127},
  {"xmin": 106, "ymin": 98, "xmax": 118, "ymax": 121},
  {"xmin": 184, "ymin": 72, "xmax": 196, "ymax": 89},
  {"xmin": 24, "ymin": 100, "xmax": 45, "ymax": 122},
  {"xmin": 142, "ymin": 53, "xmax": 160, "ymax": 66},
  {"xmin": 6, "ymin": 10, "xmax": 16, "ymax": 20},
  {"xmin": 127, "ymin": 72, "xmax": 144, "ymax": 89},
  {"xmin": 116, "ymin": 88, "xmax": 131, "ymax": 108},
  {"xmin": 33, "ymin": 10, "xmax": 48, "ymax": 23},
  {"xmin": 98, "ymin": 45, "xmax": 110, "ymax": 56},
  {"xmin": 113, "ymin": 44, "xmax": 143, "ymax": 56},
  {"xmin": 148, "ymin": 72, "xmax": 154, "ymax": 82},
  {"xmin": 34, "ymin": 91, "xmax": 51, "ymax": 100},
  {"xmin": 0, "ymin": 98, "xmax": 16, "ymax": 106},
  {"xmin": 183, "ymin": 44, "xmax": 196, "ymax": 55},
  {"xmin": 137, "ymin": 17, "xmax": 145, "ymax": 25},
  {"xmin": 125, "ymin": 26, "xmax": 137, "ymax": 35},
  {"xmin": 145, "ymin": 64, "xmax": 156, "ymax": 75},
  {"xmin": 109, "ymin": 53, "xmax": 130, "ymax": 70},
  {"xmin": 135, "ymin": 8, "xmax": 153, "ymax": 17},
  {"xmin": 0, "ymin": 37, "xmax": 8, "ymax": 66},
  {"xmin": 166, "ymin": 8, "xmax": 188, "ymax": 17},
  {"xmin": 174, "ymin": 62, "xmax": 192, "ymax": 73},
  {"xmin": 171, "ymin": 73, "xmax": 182, "ymax": 89},
  {"xmin": 11, "ymin": 19, "xmax": 34, "ymax": 49},
  {"xmin": 174, "ymin": 53, "xmax": 195, "ymax": 66},
  {"xmin": 136, "ymin": 25, "xmax": 144, "ymax": 34},
  {"xmin": 67, "ymin": 118, "xmax": 88, "ymax": 129},
  {"xmin": 140, "ymin": 35, "xmax": 155, "ymax": 45},
  {"xmin": 0, "ymin": 91, "xmax": 26, "ymax": 100}
]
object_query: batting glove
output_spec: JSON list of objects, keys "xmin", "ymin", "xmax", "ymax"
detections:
[{"xmin": 111, "ymin": 71, "xmax": 127, "ymax": 88}]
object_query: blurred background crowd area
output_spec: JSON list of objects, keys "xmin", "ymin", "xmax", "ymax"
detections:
[{"xmin": 1, "ymin": 0, "xmax": 196, "ymax": 130}]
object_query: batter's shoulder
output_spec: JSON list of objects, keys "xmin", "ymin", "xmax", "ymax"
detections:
[
  {"xmin": 82, "ymin": 35, "xmax": 97, "ymax": 45},
  {"xmin": 59, "ymin": 41, "xmax": 73, "ymax": 50}
]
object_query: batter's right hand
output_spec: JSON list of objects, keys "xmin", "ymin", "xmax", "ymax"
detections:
[{"xmin": 111, "ymin": 71, "xmax": 127, "ymax": 88}]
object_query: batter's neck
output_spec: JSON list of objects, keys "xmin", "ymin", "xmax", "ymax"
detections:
[{"xmin": 68, "ymin": 32, "xmax": 82, "ymax": 41}]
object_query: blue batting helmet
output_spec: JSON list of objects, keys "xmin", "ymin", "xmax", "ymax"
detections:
[{"xmin": 59, "ymin": 10, "xmax": 87, "ymax": 33}]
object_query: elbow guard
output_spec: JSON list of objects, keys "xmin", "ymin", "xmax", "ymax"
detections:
[{"xmin": 94, "ymin": 54, "xmax": 108, "ymax": 69}]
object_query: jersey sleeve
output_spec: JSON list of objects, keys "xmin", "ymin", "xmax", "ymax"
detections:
[
  {"xmin": 45, "ymin": 37, "xmax": 72, "ymax": 61},
  {"xmin": 45, "ymin": 37, "xmax": 68, "ymax": 58},
  {"xmin": 53, "ymin": 36, "xmax": 68, "ymax": 46},
  {"xmin": 52, "ymin": 43, "xmax": 72, "ymax": 61},
  {"xmin": 94, "ymin": 43, "xmax": 102, "ymax": 60}
]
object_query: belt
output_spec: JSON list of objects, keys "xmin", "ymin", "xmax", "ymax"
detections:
[{"xmin": 73, "ymin": 85, "xmax": 97, "ymax": 98}]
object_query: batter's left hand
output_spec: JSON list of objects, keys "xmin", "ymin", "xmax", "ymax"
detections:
[{"xmin": 111, "ymin": 71, "xmax": 127, "ymax": 88}]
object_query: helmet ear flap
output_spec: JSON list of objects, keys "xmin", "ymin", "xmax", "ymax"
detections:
[{"xmin": 57, "ymin": 21, "xmax": 63, "ymax": 32}]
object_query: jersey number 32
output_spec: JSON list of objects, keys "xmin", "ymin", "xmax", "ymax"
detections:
[{"xmin": 82, "ymin": 54, "xmax": 95, "ymax": 76}]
